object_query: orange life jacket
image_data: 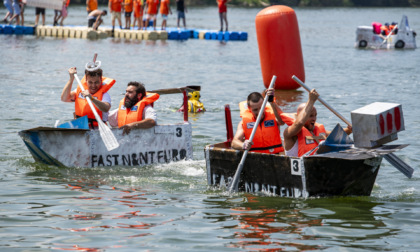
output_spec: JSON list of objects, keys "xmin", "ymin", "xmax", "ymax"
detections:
[
  {"xmin": 380, "ymin": 25, "xmax": 390, "ymax": 35},
  {"xmin": 297, "ymin": 123, "xmax": 327, "ymax": 157},
  {"xmin": 241, "ymin": 107, "xmax": 284, "ymax": 154},
  {"xmin": 117, "ymin": 92, "xmax": 159, "ymax": 127},
  {"xmin": 75, "ymin": 76, "xmax": 116, "ymax": 127},
  {"xmin": 389, "ymin": 24, "xmax": 397, "ymax": 34}
]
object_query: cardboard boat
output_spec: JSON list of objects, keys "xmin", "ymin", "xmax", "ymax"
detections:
[
  {"xmin": 355, "ymin": 15, "xmax": 417, "ymax": 49},
  {"xmin": 204, "ymin": 103, "xmax": 413, "ymax": 198},
  {"xmin": 18, "ymin": 86, "xmax": 198, "ymax": 168},
  {"xmin": 19, "ymin": 123, "xmax": 193, "ymax": 168}
]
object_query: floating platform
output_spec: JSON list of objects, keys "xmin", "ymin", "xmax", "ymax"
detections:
[
  {"xmin": 1, "ymin": 24, "xmax": 247, "ymax": 42},
  {"xmin": 0, "ymin": 24, "xmax": 35, "ymax": 35}
]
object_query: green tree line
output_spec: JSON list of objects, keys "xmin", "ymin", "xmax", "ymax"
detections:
[{"xmin": 75, "ymin": 0, "xmax": 420, "ymax": 7}]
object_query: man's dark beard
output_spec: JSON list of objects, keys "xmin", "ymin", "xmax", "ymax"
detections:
[{"xmin": 124, "ymin": 95, "xmax": 139, "ymax": 109}]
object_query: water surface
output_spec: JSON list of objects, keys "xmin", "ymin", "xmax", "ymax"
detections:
[{"xmin": 1, "ymin": 6, "xmax": 420, "ymax": 251}]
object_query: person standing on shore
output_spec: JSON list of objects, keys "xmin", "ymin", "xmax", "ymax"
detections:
[
  {"xmin": 159, "ymin": 0, "xmax": 171, "ymax": 30},
  {"xmin": 54, "ymin": 0, "xmax": 70, "ymax": 26},
  {"xmin": 34, "ymin": 7, "xmax": 45, "ymax": 26},
  {"xmin": 2, "ymin": 0, "xmax": 13, "ymax": 24},
  {"xmin": 109, "ymin": 0, "xmax": 123, "ymax": 33},
  {"xmin": 144, "ymin": 0, "xmax": 159, "ymax": 30},
  {"xmin": 19, "ymin": 0, "xmax": 26, "ymax": 25},
  {"xmin": 123, "ymin": 0, "xmax": 133, "ymax": 29},
  {"xmin": 132, "ymin": 0, "xmax": 143, "ymax": 30},
  {"xmin": 217, "ymin": 0, "xmax": 230, "ymax": 32},
  {"xmin": 176, "ymin": 0, "xmax": 186, "ymax": 28},
  {"xmin": 8, "ymin": 0, "xmax": 21, "ymax": 25}
]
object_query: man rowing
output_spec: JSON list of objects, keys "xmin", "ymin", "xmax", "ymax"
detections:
[
  {"xmin": 61, "ymin": 66, "xmax": 116, "ymax": 129},
  {"xmin": 283, "ymin": 89, "xmax": 352, "ymax": 157},
  {"xmin": 231, "ymin": 88, "xmax": 285, "ymax": 154}
]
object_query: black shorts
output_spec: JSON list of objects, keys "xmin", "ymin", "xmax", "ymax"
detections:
[
  {"xmin": 35, "ymin": 7, "xmax": 45, "ymax": 15},
  {"xmin": 125, "ymin": 12, "xmax": 132, "ymax": 18},
  {"xmin": 88, "ymin": 18, "xmax": 95, "ymax": 27}
]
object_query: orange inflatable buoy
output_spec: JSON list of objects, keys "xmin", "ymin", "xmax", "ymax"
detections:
[{"xmin": 256, "ymin": 5, "xmax": 305, "ymax": 90}]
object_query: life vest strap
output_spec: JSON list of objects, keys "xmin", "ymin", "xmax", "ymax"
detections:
[{"xmin": 250, "ymin": 144, "xmax": 283, "ymax": 151}]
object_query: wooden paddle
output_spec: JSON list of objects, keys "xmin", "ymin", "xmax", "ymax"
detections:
[
  {"xmin": 292, "ymin": 75, "xmax": 414, "ymax": 178},
  {"xmin": 74, "ymin": 74, "xmax": 119, "ymax": 151},
  {"xmin": 149, "ymin": 85, "xmax": 201, "ymax": 95},
  {"xmin": 228, "ymin": 75, "xmax": 277, "ymax": 193}
]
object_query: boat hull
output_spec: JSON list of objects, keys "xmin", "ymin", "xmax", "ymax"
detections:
[
  {"xmin": 205, "ymin": 143, "xmax": 383, "ymax": 198},
  {"xmin": 19, "ymin": 123, "xmax": 193, "ymax": 168}
]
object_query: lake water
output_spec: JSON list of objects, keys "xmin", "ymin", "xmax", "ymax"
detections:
[{"xmin": 1, "ymin": 5, "xmax": 420, "ymax": 251}]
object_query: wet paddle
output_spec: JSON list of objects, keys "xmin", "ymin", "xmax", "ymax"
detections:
[
  {"xmin": 74, "ymin": 74, "xmax": 119, "ymax": 151},
  {"xmin": 228, "ymin": 75, "xmax": 277, "ymax": 193},
  {"xmin": 292, "ymin": 75, "xmax": 414, "ymax": 178}
]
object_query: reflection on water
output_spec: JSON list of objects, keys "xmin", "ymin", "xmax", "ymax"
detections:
[
  {"xmin": 202, "ymin": 194, "xmax": 394, "ymax": 251},
  {"xmin": 274, "ymin": 89, "xmax": 305, "ymax": 108}
]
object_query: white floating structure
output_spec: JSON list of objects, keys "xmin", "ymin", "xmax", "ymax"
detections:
[{"xmin": 355, "ymin": 15, "xmax": 416, "ymax": 49}]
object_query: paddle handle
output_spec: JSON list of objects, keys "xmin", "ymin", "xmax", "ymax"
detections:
[
  {"xmin": 74, "ymin": 74, "xmax": 103, "ymax": 124},
  {"xmin": 292, "ymin": 75, "xmax": 352, "ymax": 127},
  {"xmin": 93, "ymin": 53, "xmax": 97, "ymax": 63},
  {"xmin": 229, "ymin": 75, "xmax": 277, "ymax": 192}
]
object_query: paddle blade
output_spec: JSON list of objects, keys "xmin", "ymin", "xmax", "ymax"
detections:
[
  {"xmin": 98, "ymin": 121, "xmax": 119, "ymax": 151},
  {"xmin": 384, "ymin": 152, "xmax": 414, "ymax": 178}
]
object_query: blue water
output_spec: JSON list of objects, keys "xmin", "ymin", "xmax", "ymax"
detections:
[{"xmin": 1, "ymin": 5, "xmax": 420, "ymax": 251}]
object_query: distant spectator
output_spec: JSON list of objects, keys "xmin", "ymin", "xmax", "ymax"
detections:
[
  {"xmin": 160, "ymin": 0, "xmax": 172, "ymax": 30},
  {"xmin": 59, "ymin": 0, "xmax": 70, "ymax": 26},
  {"xmin": 123, "ymin": 0, "xmax": 133, "ymax": 29},
  {"xmin": 176, "ymin": 0, "xmax": 186, "ymax": 28},
  {"xmin": 86, "ymin": 0, "xmax": 97, "ymax": 14},
  {"xmin": 35, "ymin": 7, "xmax": 46, "ymax": 26},
  {"xmin": 54, "ymin": 0, "xmax": 70, "ymax": 26},
  {"xmin": 53, "ymin": 4, "xmax": 62, "ymax": 26},
  {"xmin": 2, "ymin": 0, "xmax": 13, "ymax": 23},
  {"xmin": 109, "ymin": 0, "xmax": 123, "ymax": 32},
  {"xmin": 144, "ymin": 0, "xmax": 159, "ymax": 30},
  {"xmin": 217, "ymin": 0, "xmax": 231, "ymax": 32},
  {"xmin": 19, "ymin": 0, "xmax": 26, "ymax": 25},
  {"xmin": 132, "ymin": 0, "xmax": 143, "ymax": 30},
  {"xmin": 8, "ymin": 0, "xmax": 21, "ymax": 25},
  {"xmin": 88, "ymin": 9, "xmax": 107, "ymax": 30}
]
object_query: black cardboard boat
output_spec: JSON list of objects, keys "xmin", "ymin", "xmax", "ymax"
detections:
[{"xmin": 204, "ymin": 104, "xmax": 412, "ymax": 198}]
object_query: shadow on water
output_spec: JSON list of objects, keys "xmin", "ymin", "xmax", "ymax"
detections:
[{"xmin": 202, "ymin": 194, "xmax": 395, "ymax": 251}]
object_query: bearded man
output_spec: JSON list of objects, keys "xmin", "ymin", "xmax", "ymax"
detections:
[{"xmin": 109, "ymin": 82, "xmax": 159, "ymax": 135}]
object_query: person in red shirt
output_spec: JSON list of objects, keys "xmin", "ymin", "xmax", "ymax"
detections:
[
  {"xmin": 108, "ymin": 0, "xmax": 123, "ymax": 33},
  {"xmin": 144, "ymin": 0, "xmax": 159, "ymax": 30},
  {"xmin": 217, "ymin": 0, "xmax": 230, "ymax": 32},
  {"xmin": 123, "ymin": 0, "xmax": 133, "ymax": 29},
  {"xmin": 160, "ymin": 0, "xmax": 172, "ymax": 30},
  {"xmin": 133, "ymin": 0, "xmax": 143, "ymax": 30}
]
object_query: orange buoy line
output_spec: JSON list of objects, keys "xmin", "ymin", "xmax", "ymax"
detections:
[{"xmin": 256, "ymin": 5, "xmax": 305, "ymax": 90}]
